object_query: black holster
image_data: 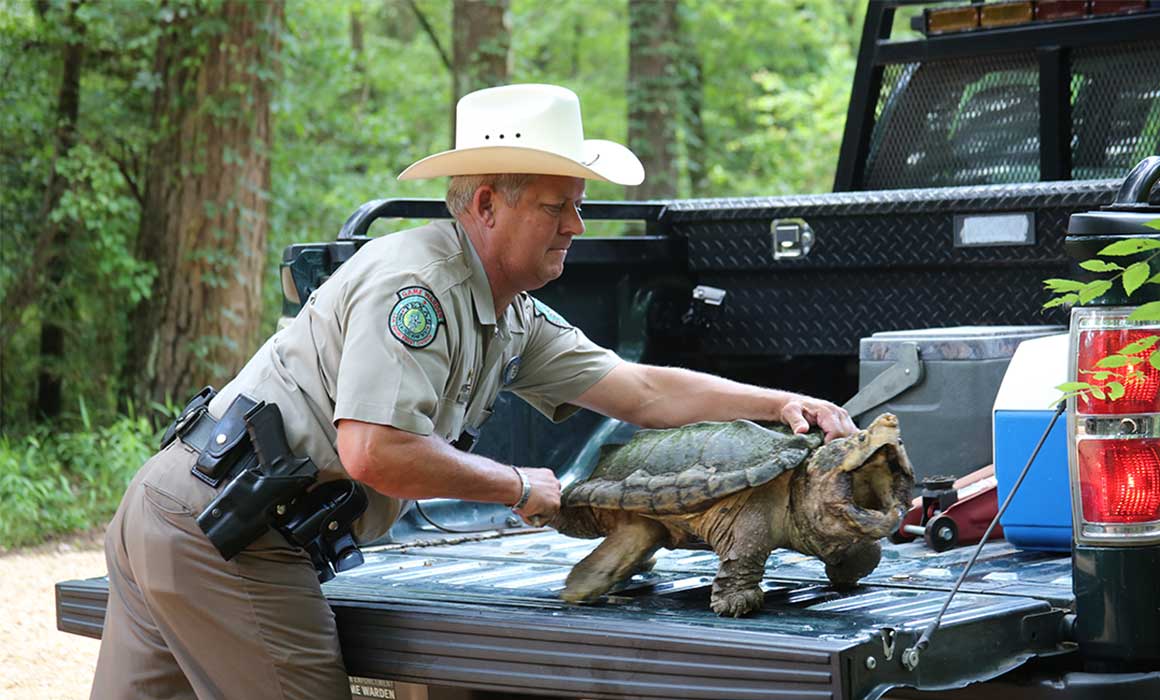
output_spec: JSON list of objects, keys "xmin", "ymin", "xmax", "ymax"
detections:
[
  {"xmin": 274, "ymin": 479, "xmax": 368, "ymax": 583},
  {"xmin": 183, "ymin": 396, "xmax": 366, "ymax": 582}
]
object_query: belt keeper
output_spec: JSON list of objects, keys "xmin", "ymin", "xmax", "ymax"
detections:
[{"xmin": 509, "ymin": 466, "xmax": 531, "ymax": 511}]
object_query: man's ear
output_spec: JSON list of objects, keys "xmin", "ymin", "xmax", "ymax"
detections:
[{"xmin": 472, "ymin": 185, "xmax": 497, "ymax": 228}]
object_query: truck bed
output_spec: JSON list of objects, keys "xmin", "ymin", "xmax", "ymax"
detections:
[{"xmin": 57, "ymin": 530, "xmax": 1074, "ymax": 700}]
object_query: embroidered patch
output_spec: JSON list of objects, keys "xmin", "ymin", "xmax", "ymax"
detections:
[
  {"xmin": 502, "ymin": 356, "xmax": 522, "ymax": 386},
  {"xmin": 532, "ymin": 297, "xmax": 571, "ymax": 329},
  {"xmin": 389, "ymin": 286, "xmax": 446, "ymax": 348}
]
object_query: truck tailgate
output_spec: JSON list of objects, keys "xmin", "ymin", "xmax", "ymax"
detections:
[{"xmin": 57, "ymin": 530, "xmax": 1074, "ymax": 700}]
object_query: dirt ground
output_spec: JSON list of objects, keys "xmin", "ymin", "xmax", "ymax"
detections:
[{"xmin": 0, "ymin": 530, "xmax": 107, "ymax": 700}]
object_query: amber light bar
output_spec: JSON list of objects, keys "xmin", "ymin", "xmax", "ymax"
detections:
[
  {"xmin": 925, "ymin": 5, "xmax": 980, "ymax": 34},
  {"xmin": 981, "ymin": 1, "xmax": 1034, "ymax": 27},
  {"xmin": 920, "ymin": 0, "xmax": 1156, "ymax": 35}
]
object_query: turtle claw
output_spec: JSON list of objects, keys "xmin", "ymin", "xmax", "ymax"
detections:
[
  {"xmin": 710, "ymin": 587, "xmax": 764, "ymax": 617},
  {"xmin": 561, "ymin": 567, "xmax": 614, "ymax": 603}
]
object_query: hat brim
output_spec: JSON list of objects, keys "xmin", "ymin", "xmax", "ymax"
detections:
[{"xmin": 397, "ymin": 139, "xmax": 644, "ymax": 186}]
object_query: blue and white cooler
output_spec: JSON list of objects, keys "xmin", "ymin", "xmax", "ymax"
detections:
[{"xmin": 993, "ymin": 332, "xmax": 1073, "ymax": 551}]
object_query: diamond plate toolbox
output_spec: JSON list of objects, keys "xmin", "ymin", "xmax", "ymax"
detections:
[{"xmin": 660, "ymin": 180, "xmax": 1120, "ymax": 356}]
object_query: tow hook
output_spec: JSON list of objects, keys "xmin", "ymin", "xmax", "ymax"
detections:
[{"xmin": 881, "ymin": 627, "xmax": 896, "ymax": 661}]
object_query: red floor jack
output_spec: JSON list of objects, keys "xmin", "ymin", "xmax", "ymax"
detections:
[{"xmin": 890, "ymin": 466, "xmax": 1004, "ymax": 552}]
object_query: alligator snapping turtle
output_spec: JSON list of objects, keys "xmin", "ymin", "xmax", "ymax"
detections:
[{"xmin": 549, "ymin": 413, "xmax": 915, "ymax": 617}]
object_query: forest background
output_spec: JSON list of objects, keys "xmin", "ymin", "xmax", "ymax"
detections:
[{"xmin": 0, "ymin": 0, "xmax": 888, "ymax": 547}]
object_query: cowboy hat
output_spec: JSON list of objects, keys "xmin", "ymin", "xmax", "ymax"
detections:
[{"xmin": 397, "ymin": 84, "xmax": 645, "ymax": 186}]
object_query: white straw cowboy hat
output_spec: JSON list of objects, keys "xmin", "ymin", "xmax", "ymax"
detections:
[{"xmin": 398, "ymin": 84, "xmax": 645, "ymax": 186}]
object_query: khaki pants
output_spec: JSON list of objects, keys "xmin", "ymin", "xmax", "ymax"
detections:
[{"xmin": 91, "ymin": 441, "xmax": 351, "ymax": 699}]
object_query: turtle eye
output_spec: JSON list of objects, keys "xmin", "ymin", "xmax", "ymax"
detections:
[{"xmin": 859, "ymin": 434, "xmax": 867, "ymax": 443}]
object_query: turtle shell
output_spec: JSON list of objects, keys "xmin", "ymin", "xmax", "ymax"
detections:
[{"xmin": 562, "ymin": 420, "xmax": 823, "ymax": 515}]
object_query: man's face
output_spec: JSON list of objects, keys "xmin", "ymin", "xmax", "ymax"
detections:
[{"xmin": 491, "ymin": 175, "xmax": 586, "ymax": 292}]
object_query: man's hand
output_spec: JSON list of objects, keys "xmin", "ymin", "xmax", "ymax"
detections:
[
  {"xmin": 778, "ymin": 393, "xmax": 857, "ymax": 443},
  {"xmin": 512, "ymin": 466, "xmax": 561, "ymax": 526}
]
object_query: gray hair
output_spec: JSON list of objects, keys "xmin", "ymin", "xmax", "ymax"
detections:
[{"xmin": 446, "ymin": 174, "xmax": 537, "ymax": 218}]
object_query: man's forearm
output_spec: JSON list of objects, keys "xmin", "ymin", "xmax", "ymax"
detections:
[
  {"xmin": 630, "ymin": 365, "xmax": 793, "ymax": 428},
  {"xmin": 579, "ymin": 361, "xmax": 857, "ymax": 440},
  {"xmin": 339, "ymin": 422, "xmax": 520, "ymax": 503}
]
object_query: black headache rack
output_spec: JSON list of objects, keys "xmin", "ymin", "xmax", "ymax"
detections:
[
  {"xmin": 59, "ymin": 532, "xmax": 1079, "ymax": 700},
  {"xmin": 836, "ymin": 1, "xmax": 1160, "ymax": 191}
]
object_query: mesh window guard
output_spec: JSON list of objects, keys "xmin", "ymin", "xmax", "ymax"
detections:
[
  {"xmin": 1071, "ymin": 41, "xmax": 1160, "ymax": 181},
  {"xmin": 864, "ymin": 52, "xmax": 1040, "ymax": 190}
]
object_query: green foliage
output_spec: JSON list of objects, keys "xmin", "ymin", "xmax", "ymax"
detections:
[
  {"xmin": 1, "ymin": 0, "xmax": 159, "ymax": 428},
  {"xmin": 1044, "ymin": 218, "xmax": 1160, "ymax": 404},
  {"xmin": 689, "ymin": 0, "xmax": 864, "ymax": 196},
  {"xmin": 0, "ymin": 409, "xmax": 158, "ymax": 549}
]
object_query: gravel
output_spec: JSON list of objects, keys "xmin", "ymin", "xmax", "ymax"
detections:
[{"xmin": 0, "ymin": 530, "xmax": 107, "ymax": 700}]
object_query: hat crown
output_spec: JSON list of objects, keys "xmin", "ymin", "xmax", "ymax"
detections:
[{"xmin": 454, "ymin": 84, "xmax": 586, "ymax": 161}]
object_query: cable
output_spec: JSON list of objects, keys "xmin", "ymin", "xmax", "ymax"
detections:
[
  {"xmin": 413, "ymin": 500, "xmax": 517, "ymax": 534},
  {"xmin": 900, "ymin": 400, "xmax": 1067, "ymax": 671}
]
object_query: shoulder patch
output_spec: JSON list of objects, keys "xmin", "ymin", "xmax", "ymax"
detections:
[
  {"xmin": 531, "ymin": 297, "xmax": 571, "ymax": 329},
  {"xmin": 389, "ymin": 286, "xmax": 446, "ymax": 348}
]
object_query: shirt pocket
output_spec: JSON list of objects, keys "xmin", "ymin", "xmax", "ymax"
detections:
[{"xmin": 434, "ymin": 396, "xmax": 468, "ymax": 441}]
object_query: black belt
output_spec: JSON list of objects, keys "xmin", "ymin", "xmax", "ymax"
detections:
[{"xmin": 175, "ymin": 391, "xmax": 260, "ymax": 488}]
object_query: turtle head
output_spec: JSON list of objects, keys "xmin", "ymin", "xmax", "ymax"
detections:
[{"xmin": 790, "ymin": 413, "xmax": 916, "ymax": 583}]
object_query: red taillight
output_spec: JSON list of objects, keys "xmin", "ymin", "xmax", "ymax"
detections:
[
  {"xmin": 1078, "ymin": 440, "xmax": 1160, "ymax": 523},
  {"xmin": 1069, "ymin": 308, "xmax": 1160, "ymax": 544},
  {"xmin": 1076, "ymin": 328, "xmax": 1160, "ymax": 414}
]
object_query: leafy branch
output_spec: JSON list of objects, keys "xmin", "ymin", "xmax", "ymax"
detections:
[{"xmin": 1044, "ymin": 219, "xmax": 1160, "ymax": 404}]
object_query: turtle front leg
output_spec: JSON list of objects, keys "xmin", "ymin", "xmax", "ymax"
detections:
[
  {"xmin": 562, "ymin": 515, "xmax": 668, "ymax": 603},
  {"xmin": 709, "ymin": 546, "xmax": 773, "ymax": 617},
  {"xmin": 699, "ymin": 488, "xmax": 779, "ymax": 617}
]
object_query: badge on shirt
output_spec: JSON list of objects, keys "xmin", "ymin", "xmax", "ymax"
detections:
[
  {"xmin": 531, "ymin": 297, "xmax": 571, "ymax": 329},
  {"xmin": 389, "ymin": 286, "xmax": 446, "ymax": 348},
  {"xmin": 502, "ymin": 356, "xmax": 521, "ymax": 386}
]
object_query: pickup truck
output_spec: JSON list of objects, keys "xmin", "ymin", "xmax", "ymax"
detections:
[{"xmin": 57, "ymin": 2, "xmax": 1160, "ymax": 698}]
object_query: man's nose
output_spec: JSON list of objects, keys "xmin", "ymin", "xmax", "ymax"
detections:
[{"xmin": 560, "ymin": 202, "xmax": 585, "ymax": 237}]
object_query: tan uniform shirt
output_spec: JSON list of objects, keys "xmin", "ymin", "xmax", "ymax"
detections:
[{"xmin": 209, "ymin": 221, "xmax": 621, "ymax": 543}]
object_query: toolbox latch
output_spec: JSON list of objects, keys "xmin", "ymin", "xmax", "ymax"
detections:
[{"xmin": 771, "ymin": 218, "xmax": 814, "ymax": 260}]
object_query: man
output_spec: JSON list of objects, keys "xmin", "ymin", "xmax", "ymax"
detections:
[{"xmin": 92, "ymin": 83, "xmax": 855, "ymax": 699}]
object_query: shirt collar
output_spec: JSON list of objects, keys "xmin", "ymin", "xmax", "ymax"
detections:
[{"xmin": 455, "ymin": 221, "xmax": 498, "ymax": 328}]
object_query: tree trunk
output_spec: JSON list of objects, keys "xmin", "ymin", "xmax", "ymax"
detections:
[
  {"xmin": 678, "ymin": 6, "xmax": 706, "ymax": 194},
  {"xmin": 126, "ymin": 0, "xmax": 284, "ymax": 408},
  {"xmin": 451, "ymin": 0, "xmax": 509, "ymax": 139},
  {"xmin": 351, "ymin": 6, "xmax": 371, "ymax": 109},
  {"xmin": 627, "ymin": 0, "xmax": 680, "ymax": 200},
  {"xmin": 33, "ymin": 0, "xmax": 86, "ymax": 420}
]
